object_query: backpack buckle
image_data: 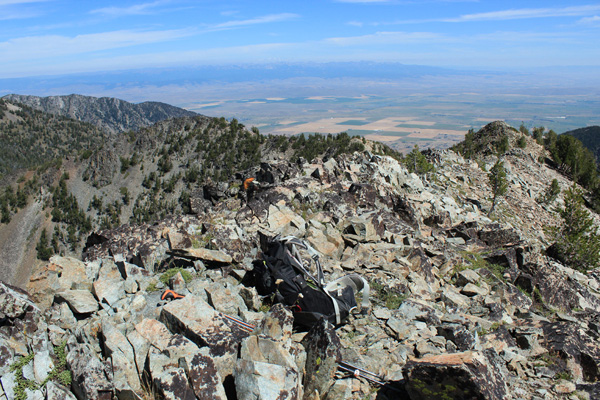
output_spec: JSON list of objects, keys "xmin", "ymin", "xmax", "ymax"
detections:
[{"xmin": 290, "ymin": 305, "xmax": 302, "ymax": 313}]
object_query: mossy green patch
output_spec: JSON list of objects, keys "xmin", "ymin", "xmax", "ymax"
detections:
[{"xmin": 159, "ymin": 267, "xmax": 193, "ymax": 285}]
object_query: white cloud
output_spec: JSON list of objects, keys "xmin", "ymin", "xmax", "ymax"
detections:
[
  {"xmin": 90, "ymin": 1, "xmax": 169, "ymax": 17},
  {"xmin": 446, "ymin": 5, "xmax": 600, "ymax": 22},
  {"xmin": 471, "ymin": 31, "xmax": 579, "ymax": 43},
  {"xmin": 0, "ymin": 10, "xmax": 37, "ymax": 19},
  {"xmin": 347, "ymin": 21, "xmax": 365, "ymax": 27},
  {"xmin": 578, "ymin": 15, "xmax": 600, "ymax": 24},
  {"xmin": 335, "ymin": 0, "xmax": 393, "ymax": 3},
  {"xmin": 325, "ymin": 31, "xmax": 442, "ymax": 45},
  {"xmin": 0, "ymin": 28, "xmax": 195, "ymax": 61},
  {"xmin": 369, "ymin": 5, "xmax": 600, "ymax": 25},
  {"xmin": 0, "ymin": 0, "xmax": 49, "ymax": 4},
  {"xmin": 0, "ymin": 0, "xmax": 50, "ymax": 20},
  {"xmin": 212, "ymin": 13, "xmax": 299, "ymax": 30}
]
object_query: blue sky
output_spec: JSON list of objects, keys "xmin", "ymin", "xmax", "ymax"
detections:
[{"xmin": 1, "ymin": 0, "xmax": 599, "ymax": 78}]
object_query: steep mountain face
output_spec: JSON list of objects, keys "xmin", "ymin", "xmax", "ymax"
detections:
[
  {"xmin": 564, "ymin": 125, "xmax": 600, "ymax": 162},
  {"xmin": 2, "ymin": 120, "xmax": 599, "ymax": 399},
  {"xmin": 3, "ymin": 93, "xmax": 198, "ymax": 134}
]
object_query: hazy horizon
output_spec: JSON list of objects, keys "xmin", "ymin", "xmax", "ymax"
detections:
[
  {"xmin": 1, "ymin": 0, "xmax": 599, "ymax": 151},
  {"xmin": 2, "ymin": 61, "xmax": 599, "ymax": 153}
]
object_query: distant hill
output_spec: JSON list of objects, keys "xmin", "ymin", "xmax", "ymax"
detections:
[
  {"xmin": 2, "ymin": 94, "xmax": 198, "ymax": 134},
  {"xmin": 563, "ymin": 126, "xmax": 600, "ymax": 162},
  {"xmin": 0, "ymin": 98, "xmax": 107, "ymax": 177}
]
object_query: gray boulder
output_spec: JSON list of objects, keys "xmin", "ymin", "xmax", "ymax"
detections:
[
  {"xmin": 46, "ymin": 381, "xmax": 78, "ymax": 400},
  {"xmin": 234, "ymin": 359, "xmax": 302, "ymax": 400},
  {"xmin": 55, "ymin": 290, "xmax": 99, "ymax": 315},
  {"xmin": 100, "ymin": 320, "xmax": 141, "ymax": 399},
  {"xmin": 66, "ymin": 343, "xmax": 113, "ymax": 400}
]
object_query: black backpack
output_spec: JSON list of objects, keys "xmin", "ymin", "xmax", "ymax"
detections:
[{"xmin": 254, "ymin": 235, "xmax": 370, "ymax": 329}]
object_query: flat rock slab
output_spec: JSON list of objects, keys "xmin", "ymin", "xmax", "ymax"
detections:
[
  {"xmin": 54, "ymin": 290, "xmax": 99, "ymax": 314},
  {"xmin": 93, "ymin": 278, "xmax": 125, "ymax": 306},
  {"xmin": 167, "ymin": 232, "xmax": 193, "ymax": 250},
  {"xmin": 167, "ymin": 247, "xmax": 232, "ymax": 264}
]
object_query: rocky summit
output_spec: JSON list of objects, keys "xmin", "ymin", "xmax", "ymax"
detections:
[{"xmin": 1, "ymin": 121, "xmax": 600, "ymax": 400}]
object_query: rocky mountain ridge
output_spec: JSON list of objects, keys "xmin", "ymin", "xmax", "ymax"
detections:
[
  {"xmin": 1, "ymin": 120, "xmax": 600, "ymax": 399},
  {"xmin": 2, "ymin": 94, "xmax": 198, "ymax": 135},
  {"xmin": 0, "ymin": 102, "xmax": 378, "ymax": 295}
]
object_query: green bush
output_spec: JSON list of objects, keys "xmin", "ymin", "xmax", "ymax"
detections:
[
  {"xmin": 547, "ymin": 184, "xmax": 600, "ymax": 271},
  {"xmin": 488, "ymin": 160, "xmax": 508, "ymax": 216},
  {"xmin": 371, "ymin": 281, "xmax": 407, "ymax": 310},
  {"xmin": 496, "ymin": 135, "xmax": 509, "ymax": 154},
  {"xmin": 537, "ymin": 179, "xmax": 560, "ymax": 205},
  {"xmin": 36, "ymin": 228, "xmax": 53, "ymax": 261},
  {"xmin": 159, "ymin": 267, "xmax": 193, "ymax": 285},
  {"xmin": 404, "ymin": 145, "xmax": 434, "ymax": 175},
  {"xmin": 8, "ymin": 341, "xmax": 71, "ymax": 400}
]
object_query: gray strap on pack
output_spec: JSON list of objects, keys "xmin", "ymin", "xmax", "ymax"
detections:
[{"xmin": 325, "ymin": 274, "xmax": 371, "ymax": 312}]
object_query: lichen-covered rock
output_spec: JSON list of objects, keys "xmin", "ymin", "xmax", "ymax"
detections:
[
  {"xmin": 46, "ymin": 381, "xmax": 78, "ymax": 400},
  {"xmin": 301, "ymin": 319, "xmax": 342, "ymax": 399},
  {"xmin": 436, "ymin": 323, "xmax": 479, "ymax": 352},
  {"xmin": 542, "ymin": 321, "xmax": 600, "ymax": 382},
  {"xmin": 404, "ymin": 351, "xmax": 507, "ymax": 400},
  {"xmin": 182, "ymin": 350, "xmax": 228, "ymax": 400},
  {"xmin": 0, "ymin": 281, "xmax": 40, "ymax": 321},
  {"xmin": 66, "ymin": 343, "xmax": 113, "ymax": 400},
  {"xmin": 153, "ymin": 367, "xmax": 196, "ymax": 400}
]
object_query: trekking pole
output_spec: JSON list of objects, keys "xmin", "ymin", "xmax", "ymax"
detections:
[
  {"xmin": 337, "ymin": 363, "xmax": 387, "ymax": 386},
  {"xmin": 338, "ymin": 361, "xmax": 384, "ymax": 383},
  {"xmin": 222, "ymin": 313, "xmax": 255, "ymax": 333}
]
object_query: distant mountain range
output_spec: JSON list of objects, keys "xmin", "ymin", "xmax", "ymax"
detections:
[
  {"xmin": 2, "ymin": 94, "xmax": 197, "ymax": 134},
  {"xmin": 564, "ymin": 126, "xmax": 600, "ymax": 162}
]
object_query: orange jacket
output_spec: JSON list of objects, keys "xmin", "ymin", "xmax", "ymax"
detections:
[{"xmin": 243, "ymin": 177, "xmax": 255, "ymax": 191}]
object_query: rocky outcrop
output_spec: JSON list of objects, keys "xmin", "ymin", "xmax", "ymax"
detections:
[{"xmin": 3, "ymin": 129, "xmax": 600, "ymax": 399}]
